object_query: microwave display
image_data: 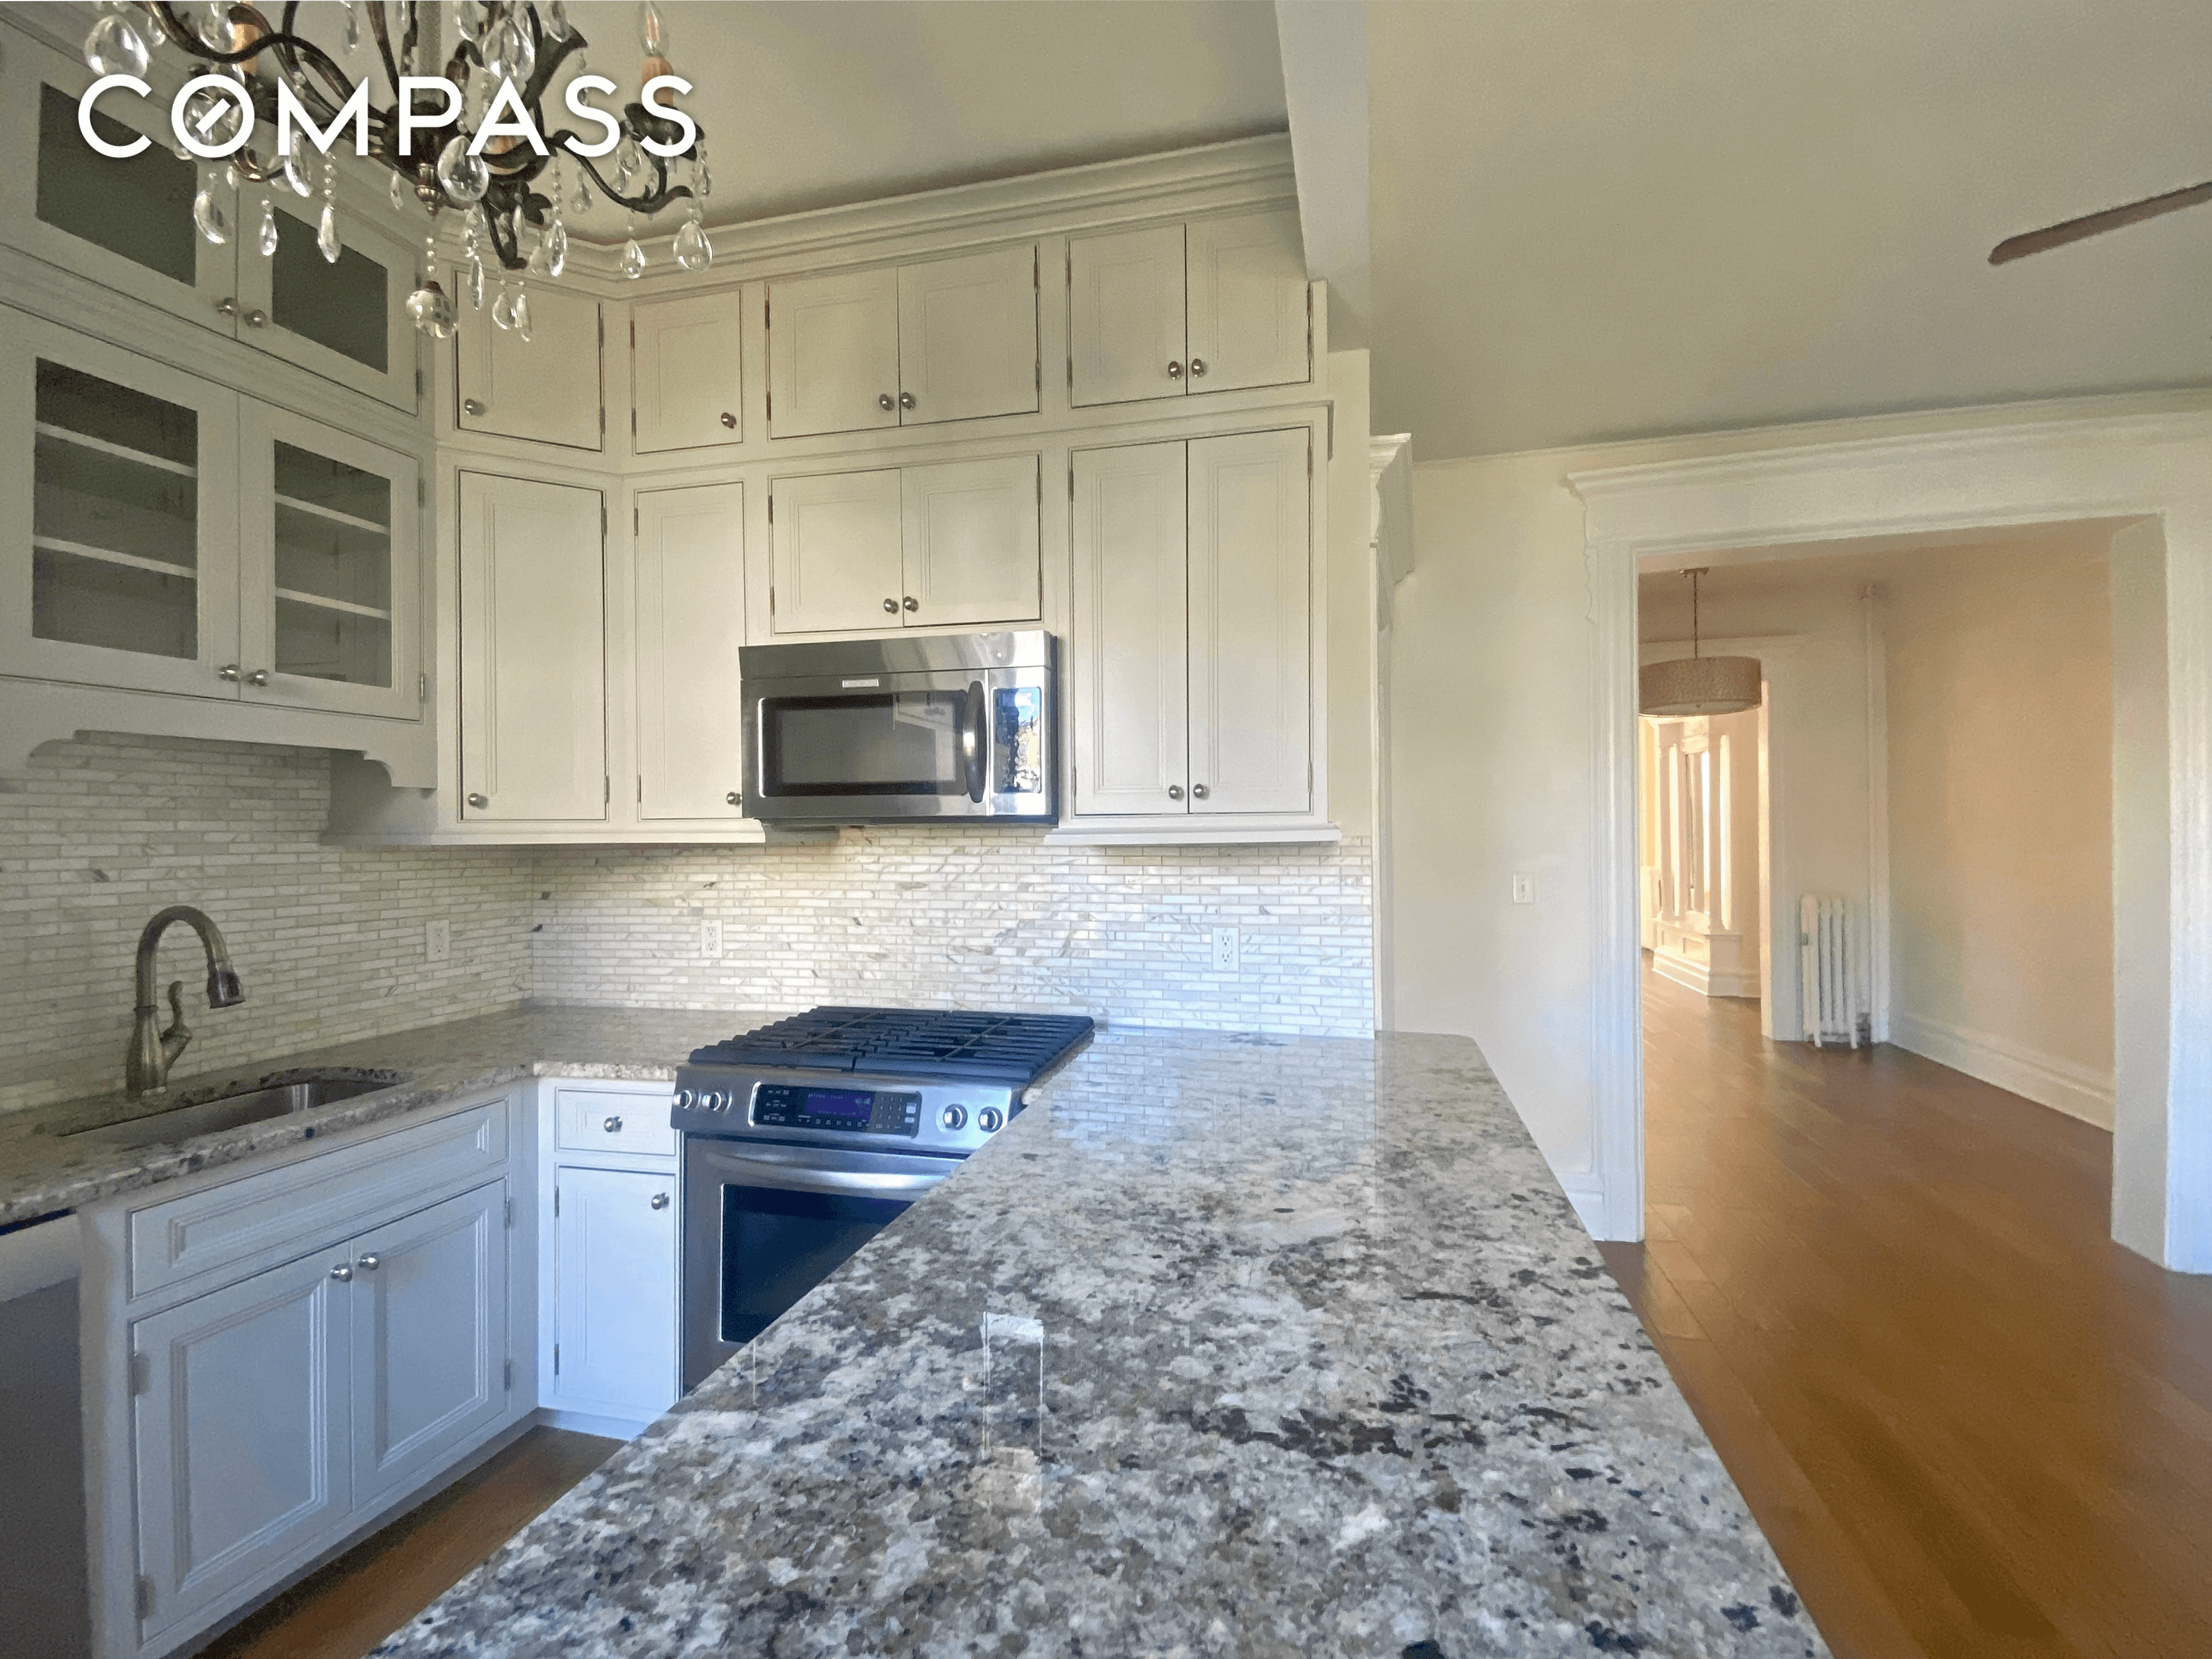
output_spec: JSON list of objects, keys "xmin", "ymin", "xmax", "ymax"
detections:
[{"xmin": 995, "ymin": 687, "xmax": 1044, "ymax": 793}]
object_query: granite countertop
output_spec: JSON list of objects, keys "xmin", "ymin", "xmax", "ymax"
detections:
[
  {"xmin": 369, "ymin": 1025, "xmax": 1826, "ymax": 1659},
  {"xmin": 0, "ymin": 1006, "xmax": 759, "ymax": 1227}
]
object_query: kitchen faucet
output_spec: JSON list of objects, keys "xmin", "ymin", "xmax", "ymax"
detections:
[{"xmin": 126, "ymin": 906, "xmax": 245, "ymax": 1097}]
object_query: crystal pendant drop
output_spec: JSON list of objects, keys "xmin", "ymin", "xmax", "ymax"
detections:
[
  {"xmin": 545, "ymin": 0, "xmax": 575, "ymax": 42},
  {"xmin": 613, "ymin": 136, "xmax": 641, "ymax": 190},
  {"xmin": 543, "ymin": 219, "xmax": 569, "ymax": 278},
  {"xmin": 405, "ymin": 281, "xmax": 457, "ymax": 340},
  {"xmin": 256, "ymin": 197, "xmax": 278, "ymax": 256},
  {"xmin": 619, "ymin": 237, "xmax": 647, "ymax": 280},
  {"xmin": 514, "ymin": 288, "xmax": 533, "ymax": 342},
  {"xmin": 317, "ymin": 201, "xmax": 341, "ymax": 263},
  {"xmin": 467, "ymin": 257, "xmax": 485, "ymax": 311},
  {"xmin": 672, "ymin": 215, "xmax": 712, "ymax": 273},
  {"xmin": 436, "ymin": 135, "xmax": 490, "ymax": 206},
  {"xmin": 280, "ymin": 148, "xmax": 313, "ymax": 198},
  {"xmin": 191, "ymin": 177, "xmax": 229, "ymax": 246},
  {"xmin": 390, "ymin": 170, "xmax": 406, "ymax": 213},
  {"xmin": 342, "ymin": 0, "xmax": 360, "ymax": 52},
  {"xmin": 491, "ymin": 285, "xmax": 516, "ymax": 331},
  {"xmin": 84, "ymin": 13, "xmax": 150, "ymax": 78},
  {"xmin": 571, "ymin": 165, "xmax": 593, "ymax": 216},
  {"xmin": 199, "ymin": 2, "xmax": 233, "ymax": 52}
]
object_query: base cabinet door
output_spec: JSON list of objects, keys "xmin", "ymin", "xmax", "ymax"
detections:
[
  {"xmin": 129, "ymin": 1252, "xmax": 349, "ymax": 1649},
  {"xmin": 552, "ymin": 1166, "xmax": 678, "ymax": 1421},
  {"xmin": 349, "ymin": 1183, "xmax": 510, "ymax": 1513}
]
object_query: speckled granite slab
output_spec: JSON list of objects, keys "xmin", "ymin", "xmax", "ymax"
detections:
[
  {"xmin": 0, "ymin": 1006, "xmax": 757, "ymax": 1226},
  {"xmin": 373, "ymin": 1027, "xmax": 1825, "ymax": 1659}
]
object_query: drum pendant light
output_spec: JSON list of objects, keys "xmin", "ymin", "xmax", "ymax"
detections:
[{"xmin": 1640, "ymin": 568, "xmax": 1762, "ymax": 716}]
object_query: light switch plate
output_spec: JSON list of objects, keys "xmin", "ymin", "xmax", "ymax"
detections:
[
  {"xmin": 1511, "ymin": 873, "xmax": 1536, "ymax": 905},
  {"xmin": 425, "ymin": 919, "xmax": 451, "ymax": 962}
]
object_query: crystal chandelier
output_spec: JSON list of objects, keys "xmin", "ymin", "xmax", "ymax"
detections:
[{"xmin": 81, "ymin": 2, "xmax": 714, "ymax": 341}]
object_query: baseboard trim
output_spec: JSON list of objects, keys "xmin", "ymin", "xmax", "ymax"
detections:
[
  {"xmin": 1556, "ymin": 1172, "xmax": 1616, "ymax": 1240},
  {"xmin": 535, "ymin": 1406, "xmax": 652, "ymax": 1441},
  {"xmin": 1889, "ymin": 1011, "xmax": 2114, "ymax": 1129}
]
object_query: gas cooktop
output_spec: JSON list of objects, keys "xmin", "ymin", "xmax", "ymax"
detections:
[{"xmin": 685, "ymin": 1006, "xmax": 1096, "ymax": 1087}]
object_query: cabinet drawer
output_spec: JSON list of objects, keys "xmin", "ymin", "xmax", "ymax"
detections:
[
  {"xmin": 555, "ymin": 1088, "xmax": 676, "ymax": 1158},
  {"xmin": 127, "ymin": 1096, "xmax": 510, "ymax": 1301}
]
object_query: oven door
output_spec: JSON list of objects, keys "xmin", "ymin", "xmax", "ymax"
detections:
[
  {"xmin": 743, "ymin": 665, "xmax": 1053, "ymax": 823},
  {"xmin": 680, "ymin": 1137, "xmax": 960, "ymax": 1390}
]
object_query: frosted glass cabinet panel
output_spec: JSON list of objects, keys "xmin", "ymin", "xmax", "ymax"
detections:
[
  {"xmin": 235, "ymin": 194, "xmax": 419, "ymax": 411},
  {"xmin": 1, "ymin": 323, "xmax": 241, "ymax": 698}
]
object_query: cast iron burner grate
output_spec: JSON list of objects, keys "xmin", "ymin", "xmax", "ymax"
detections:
[{"xmin": 687, "ymin": 1007, "xmax": 1096, "ymax": 1087}]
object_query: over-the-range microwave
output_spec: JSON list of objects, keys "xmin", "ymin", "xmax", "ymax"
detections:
[{"xmin": 738, "ymin": 631, "xmax": 1056, "ymax": 825}]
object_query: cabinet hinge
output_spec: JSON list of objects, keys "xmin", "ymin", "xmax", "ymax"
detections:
[
  {"xmin": 601, "ymin": 504, "xmax": 607, "ymax": 537},
  {"xmin": 769, "ymin": 585, "xmax": 776, "ymax": 616},
  {"xmin": 764, "ymin": 293, "xmax": 770, "ymax": 329},
  {"xmin": 1068, "ymin": 464, "xmax": 1074, "ymax": 503},
  {"xmin": 415, "ymin": 368, "xmax": 424, "ymax": 398},
  {"xmin": 1325, "ymin": 405, "xmax": 1334, "ymax": 461},
  {"xmin": 417, "ymin": 476, "xmax": 427, "ymax": 507},
  {"xmin": 1034, "ymin": 247, "xmax": 1040, "ymax": 289},
  {"xmin": 418, "ymin": 672, "xmax": 428, "ymax": 703},
  {"xmin": 629, "ymin": 318, "xmax": 636, "ymax": 347},
  {"xmin": 137, "ymin": 1576, "xmax": 155, "ymax": 1622},
  {"xmin": 554, "ymin": 1184, "xmax": 560, "ymax": 1217},
  {"xmin": 600, "ymin": 405, "xmax": 606, "ymax": 437},
  {"xmin": 598, "ymin": 311, "xmax": 605, "ymax": 347},
  {"xmin": 553, "ymin": 1342, "xmax": 561, "ymax": 1376},
  {"xmin": 637, "ymin": 775, "xmax": 644, "ymax": 803},
  {"xmin": 604, "ymin": 776, "xmax": 611, "ymax": 805},
  {"xmin": 503, "ymin": 1357, "xmax": 514, "ymax": 1392},
  {"xmin": 765, "ymin": 388, "xmax": 772, "ymax": 420},
  {"xmin": 131, "ymin": 1351, "xmax": 151, "ymax": 1396},
  {"xmin": 634, "ymin": 506, "xmax": 640, "ymax": 534},
  {"xmin": 631, "ymin": 408, "xmax": 637, "ymax": 437},
  {"xmin": 504, "ymin": 1195, "xmax": 513, "ymax": 1228}
]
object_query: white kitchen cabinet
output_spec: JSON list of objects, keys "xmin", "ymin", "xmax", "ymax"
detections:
[
  {"xmin": 896, "ymin": 244, "xmax": 1039, "ymax": 424},
  {"xmin": 128, "ymin": 1249, "xmax": 350, "ymax": 1649},
  {"xmin": 550, "ymin": 1166, "xmax": 679, "ymax": 1424},
  {"xmin": 769, "ymin": 466, "xmax": 904, "ymax": 633},
  {"xmin": 634, "ymin": 482, "xmax": 749, "ymax": 820},
  {"xmin": 458, "ymin": 472, "xmax": 607, "ymax": 822},
  {"xmin": 348, "ymin": 1184, "xmax": 509, "ymax": 1513},
  {"xmin": 902, "ymin": 455, "xmax": 1041, "ymax": 627},
  {"xmin": 631, "ymin": 290, "xmax": 744, "ymax": 452},
  {"xmin": 765, "ymin": 266, "xmax": 900, "ymax": 439},
  {"xmin": 771, "ymin": 458, "xmax": 1039, "ymax": 635},
  {"xmin": 0, "ymin": 35, "xmax": 421, "ymax": 413},
  {"xmin": 456, "ymin": 285, "xmax": 602, "ymax": 450},
  {"xmin": 1070, "ymin": 427, "xmax": 1311, "ymax": 820},
  {"xmin": 1069, "ymin": 210, "xmax": 1308, "ymax": 407}
]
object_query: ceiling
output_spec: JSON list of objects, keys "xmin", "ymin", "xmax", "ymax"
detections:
[
  {"xmin": 550, "ymin": 2, "xmax": 1286, "ymax": 230},
  {"xmin": 1368, "ymin": 0, "xmax": 2212, "ymax": 460}
]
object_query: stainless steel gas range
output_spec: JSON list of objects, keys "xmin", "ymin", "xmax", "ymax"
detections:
[{"xmin": 673, "ymin": 1006, "xmax": 1094, "ymax": 1389}]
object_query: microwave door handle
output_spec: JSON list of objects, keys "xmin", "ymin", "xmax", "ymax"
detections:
[{"xmin": 963, "ymin": 681, "xmax": 988, "ymax": 803}]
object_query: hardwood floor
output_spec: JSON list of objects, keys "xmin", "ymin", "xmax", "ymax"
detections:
[
  {"xmin": 188, "ymin": 1427, "xmax": 619, "ymax": 1659},
  {"xmin": 1602, "ymin": 960, "xmax": 2212, "ymax": 1659}
]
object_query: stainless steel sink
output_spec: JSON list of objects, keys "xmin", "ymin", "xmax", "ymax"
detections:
[{"xmin": 61, "ymin": 1068, "xmax": 407, "ymax": 1150}]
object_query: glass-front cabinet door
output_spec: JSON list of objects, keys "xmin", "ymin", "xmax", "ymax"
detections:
[
  {"xmin": 233, "ymin": 194, "xmax": 420, "ymax": 413},
  {"xmin": 0, "ymin": 320, "xmax": 241, "ymax": 697},
  {"xmin": 238, "ymin": 406, "xmax": 419, "ymax": 720}
]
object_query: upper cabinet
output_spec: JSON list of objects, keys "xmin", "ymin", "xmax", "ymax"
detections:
[
  {"xmin": 768, "ymin": 245, "xmax": 1038, "ymax": 438},
  {"xmin": 456, "ymin": 285, "xmax": 602, "ymax": 451},
  {"xmin": 0, "ymin": 38, "xmax": 421, "ymax": 413},
  {"xmin": 631, "ymin": 291, "xmax": 744, "ymax": 453},
  {"xmin": 1069, "ymin": 208, "xmax": 1308, "ymax": 408},
  {"xmin": 634, "ymin": 482, "xmax": 749, "ymax": 820}
]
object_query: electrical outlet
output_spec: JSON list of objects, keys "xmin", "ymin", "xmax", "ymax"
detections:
[
  {"xmin": 1511, "ymin": 873, "xmax": 1536, "ymax": 905},
  {"xmin": 1210, "ymin": 927, "xmax": 1240, "ymax": 973},
  {"xmin": 701, "ymin": 918, "xmax": 724, "ymax": 960},
  {"xmin": 425, "ymin": 919, "xmax": 451, "ymax": 962}
]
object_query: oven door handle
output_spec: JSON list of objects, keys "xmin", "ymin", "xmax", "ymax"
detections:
[
  {"xmin": 961, "ymin": 680, "xmax": 988, "ymax": 804},
  {"xmin": 706, "ymin": 1155, "xmax": 947, "ymax": 1198}
]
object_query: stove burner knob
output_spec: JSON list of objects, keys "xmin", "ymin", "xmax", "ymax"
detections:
[
  {"xmin": 706, "ymin": 1090, "xmax": 729, "ymax": 1112},
  {"xmin": 674, "ymin": 1088, "xmax": 695, "ymax": 1110},
  {"xmin": 978, "ymin": 1107, "xmax": 1004, "ymax": 1133},
  {"xmin": 940, "ymin": 1104, "xmax": 968, "ymax": 1132}
]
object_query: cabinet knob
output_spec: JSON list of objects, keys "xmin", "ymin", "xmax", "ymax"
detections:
[
  {"xmin": 883, "ymin": 597, "xmax": 899, "ymax": 614},
  {"xmin": 719, "ymin": 411, "xmax": 737, "ymax": 429},
  {"xmin": 243, "ymin": 308, "xmax": 268, "ymax": 329},
  {"xmin": 1188, "ymin": 357, "xmax": 1207, "ymax": 378},
  {"xmin": 217, "ymin": 663, "xmax": 240, "ymax": 681},
  {"xmin": 330, "ymin": 1263, "xmax": 353, "ymax": 1282},
  {"xmin": 357, "ymin": 1254, "xmax": 380, "ymax": 1272},
  {"xmin": 898, "ymin": 391, "xmax": 915, "ymax": 410},
  {"xmin": 1167, "ymin": 785, "xmax": 1185, "ymax": 801},
  {"xmin": 1191, "ymin": 783, "xmax": 1209, "ymax": 800},
  {"xmin": 215, "ymin": 296, "xmax": 237, "ymax": 317},
  {"xmin": 725, "ymin": 791, "xmax": 742, "ymax": 807},
  {"xmin": 902, "ymin": 596, "xmax": 918, "ymax": 612},
  {"xmin": 1166, "ymin": 360, "xmax": 1183, "ymax": 379},
  {"xmin": 877, "ymin": 393, "xmax": 894, "ymax": 410},
  {"xmin": 245, "ymin": 668, "xmax": 270, "ymax": 687},
  {"xmin": 467, "ymin": 792, "xmax": 489, "ymax": 809},
  {"xmin": 603, "ymin": 1115, "xmax": 623, "ymax": 1133},
  {"xmin": 650, "ymin": 1192, "xmax": 670, "ymax": 1211},
  {"xmin": 463, "ymin": 398, "xmax": 487, "ymax": 416}
]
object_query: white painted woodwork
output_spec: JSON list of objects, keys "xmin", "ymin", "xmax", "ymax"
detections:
[
  {"xmin": 456, "ymin": 285, "xmax": 602, "ymax": 450},
  {"xmin": 235, "ymin": 404, "xmax": 420, "ymax": 723},
  {"xmin": 634, "ymin": 483, "xmax": 748, "ymax": 819},
  {"xmin": 1187, "ymin": 428, "xmax": 1311, "ymax": 814},
  {"xmin": 129, "ymin": 1251, "xmax": 349, "ymax": 1645},
  {"xmin": 1070, "ymin": 441, "xmax": 1189, "ymax": 814},
  {"xmin": 348, "ymin": 1183, "xmax": 509, "ymax": 1513},
  {"xmin": 1185, "ymin": 208, "xmax": 1310, "ymax": 393},
  {"xmin": 551, "ymin": 1166, "xmax": 679, "ymax": 1423},
  {"xmin": 0, "ymin": 317, "xmax": 242, "ymax": 700},
  {"xmin": 457, "ymin": 473, "xmax": 607, "ymax": 822},
  {"xmin": 555, "ymin": 1087, "xmax": 680, "ymax": 1158},
  {"xmin": 1068, "ymin": 223, "xmax": 1188, "ymax": 408},
  {"xmin": 769, "ymin": 467, "xmax": 904, "ymax": 634},
  {"xmin": 231, "ymin": 194, "xmax": 420, "ymax": 413},
  {"xmin": 766, "ymin": 267, "xmax": 900, "ymax": 438},
  {"xmin": 631, "ymin": 290, "xmax": 744, "ymax": 453},
  {"xmin": 899, "ymin": 455, "xmax": 1041, "ymax": 627},
  {"xmin": 896, "ymin": 244, "xmax": 1039, "ymax": 425}
]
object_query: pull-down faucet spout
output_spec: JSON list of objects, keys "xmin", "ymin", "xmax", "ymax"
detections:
[{"xmin": 126, "ymin": 906, "xmax": 245, "ymax": 1097}]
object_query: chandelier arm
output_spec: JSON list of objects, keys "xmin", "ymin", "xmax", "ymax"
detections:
[{"xmin": 552, "ymin": 137, "xmax": 696, "ymax": 215}]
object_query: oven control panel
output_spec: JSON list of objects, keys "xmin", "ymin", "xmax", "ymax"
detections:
[{"xmin": 747, "ymin": 1083, "xmax": 922, "ymax": 1137}]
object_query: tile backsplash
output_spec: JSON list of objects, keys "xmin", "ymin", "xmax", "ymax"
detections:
[{"xmin": 2, "ymin": 736, "xmax": 1374, "ymax": 1113}]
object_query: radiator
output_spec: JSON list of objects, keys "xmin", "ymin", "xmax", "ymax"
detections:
[{"xmin": 1799, "ymin": 894, "xmax": 1864, "ymax": 1048}]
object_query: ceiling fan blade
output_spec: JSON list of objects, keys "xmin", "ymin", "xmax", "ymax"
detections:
[{"xmin": 1990, "ymin": 179, "xmax": 2212, "ymax": 264}]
